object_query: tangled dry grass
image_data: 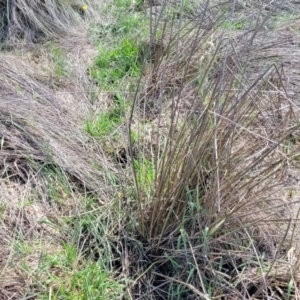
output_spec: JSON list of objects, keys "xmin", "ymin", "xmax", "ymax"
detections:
[
  {"xmin": 0, "ymin": 60, "xmax": 114, "ymax": 196},
  {"xmin": 0, "ymin": 41, "xmax": 117, "ymax": 298}
]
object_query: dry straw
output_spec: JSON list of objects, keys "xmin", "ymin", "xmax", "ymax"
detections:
[{"xmin": 0, "ymin": 0, "xmax": 88, "ymax": 44}]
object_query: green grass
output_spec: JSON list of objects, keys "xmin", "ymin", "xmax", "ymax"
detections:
[
  {"xmin": 41, "ymin": 165, "xmax": 72, "ymax": 203},
  {"xmin": 112, "ymin": 14, "xmax": 145, "ymax": 36},
  {"xmin": 26, "ymin": 186, "xmax": 126, "ymax": 299},
  {"xmin": 90, "ymin": 39, "xmax": 142, "ymax": 89},
  {"xmin": 86, "ymin": 107, "xmax": 123, "ymax": 137},
  {"xmin": 113, "ymin": 0, "xmax": 136, "ymax": 9},
  {"xmin": 134, "ymin": 156, "xmax": 156, "ymax": 197},
  {"xmin": 86, "ymin": 94, "xmax": 126, "ymax": 138},
  {"xmin": 35, "ymin": 246, "xmax": 125, "ymax": 299},
  {"xmin": 221, "ymin": 19, "xmax": 248, "ymax": 30},
  {"xmin": 89, "ymin": 0, "xmax": 148, "ymax": 90},
  {"xmin": 95, "ymin": 11, "xmax": 147, "ymax": 39},
  {"xmin": 2, "ymin": 161, "xmax": 125, "ymax": 298},
  {"xmin": 47, "ymin": 42, "xmax": 68, "ymax": 77}
]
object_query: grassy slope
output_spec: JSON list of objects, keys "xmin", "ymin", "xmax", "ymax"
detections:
[{"xmin": 1, "ymin": 1, "xmax": 300, "ymax": 299}]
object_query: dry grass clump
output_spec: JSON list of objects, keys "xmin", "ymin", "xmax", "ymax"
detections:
[
  {"xmin": 0, "ymin": 59, "xmax": 115, "ymax": 197},
  {"xmin": 0, "ymin": 0, "xmax": 87, "ymax": 44},
  {"xmin": 121, "ymin": 1, "xmax": 300, "ymax": 299}
]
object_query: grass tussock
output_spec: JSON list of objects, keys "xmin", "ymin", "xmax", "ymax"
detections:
[
  {"xmin": 120, "ymin": 1, "xmax": 300, "ymax": 299},
  {"xmin": 1, "ymin": 0, "xmax": 300, "ymax": 299}
]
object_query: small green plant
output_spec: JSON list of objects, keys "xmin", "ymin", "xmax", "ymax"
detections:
[
  {"xmin": 114, "ymin": 0, "xmax": 132, "ymax": 9},
  {"xmin": 114, "ymin": 0, "xmax": 144, "ymax": 9},
  {"xmin": 48, "ymin": 43, "xmax": 68, "ymax": 77},
  {"xmin": 134, "ymin": 156, "xmax": 155, "ymax": 198},
  {"xmin": 91, "ymin": 39, "xmax": 141, "ymax": 89},
  {"xmin": 39, "ymin": 164, "xmax": 72, "ymax": 204},
  {"xmin": 130, "ymin": 130, "xmax": 138, "ymax": 143},
  {"xmin": 179, "ymin": 0, "xmax": 200, "ymax": 15},
  {"xmin": 86, "ymin": 108, "xmax": 122, "ymax": 137},
  {"xmin": 112, "ymin": 14, "xmax": 145, "ymax": 35},
  {"xmin": 221, "ymin": 19, "xmax": 247, "ymax": 30},
  {"xmin": 95, "ymin": 12, "xmax": 146, "ymax": 39}
]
